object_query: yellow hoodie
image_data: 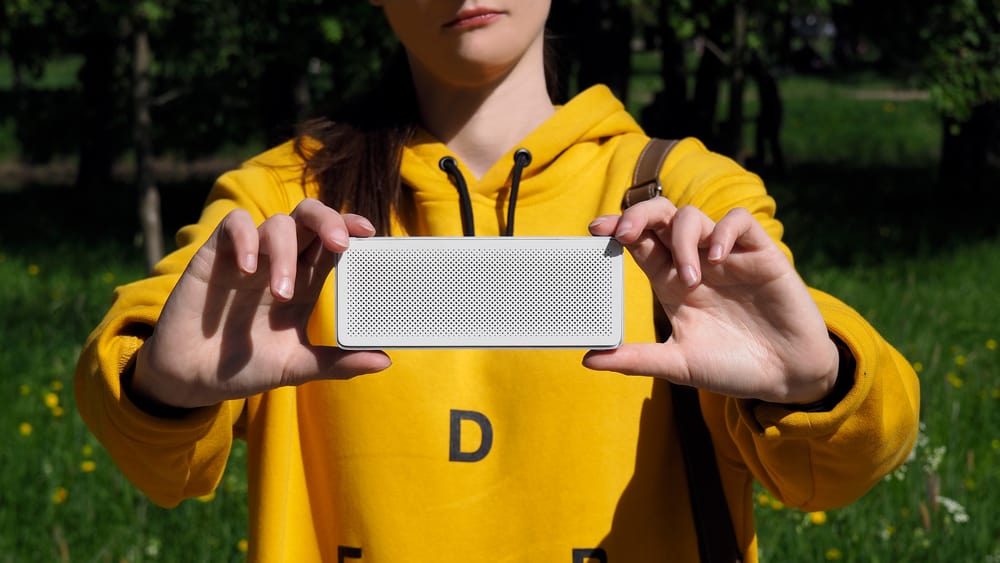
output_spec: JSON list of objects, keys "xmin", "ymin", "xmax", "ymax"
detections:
[{"xmin": 75, "ymin": 85, "xmax": 919, "ymax": 562}]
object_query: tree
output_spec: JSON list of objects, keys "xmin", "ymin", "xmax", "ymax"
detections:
[{"xmin": 833, "ymin": 0, "xmax": 1000, "ymax": 188}]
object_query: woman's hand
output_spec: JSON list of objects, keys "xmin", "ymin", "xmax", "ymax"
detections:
[
  {"xmin": 584, "ymin": 197, "xmax": 839, "ymax": 405},
  {"xmin": 131, "ymin": 198, "xmax": 391, "ymax": 410}
]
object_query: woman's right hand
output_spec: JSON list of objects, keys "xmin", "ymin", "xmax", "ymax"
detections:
[{"xmin": 130, "ymin": 198, "xmax": 391, "ymax": 410}]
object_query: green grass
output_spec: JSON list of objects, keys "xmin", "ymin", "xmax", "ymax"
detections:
[
  {"xmin": 2, "ymin": 63, "xmax": 999, "ymax": 560},
  {"xmin": 756, "ymin": 240, "xmax": 1000, "ymax": 561},
  {"xmin": 0, "ymin": 56, "xmax": 83, "ymax": 90},
  {"xmin": 0, "ymin": 243, "xmax": 249, "ymax": 561}
]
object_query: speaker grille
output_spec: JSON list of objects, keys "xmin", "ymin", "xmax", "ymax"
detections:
[{"xmin": 335, "ymin": 237, "xmax": 624, "ymax": 348}]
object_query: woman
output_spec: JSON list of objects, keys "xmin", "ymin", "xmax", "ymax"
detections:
[{"xmin": 75, "ymin": 2, "xmax": 920, "ymax": 561}]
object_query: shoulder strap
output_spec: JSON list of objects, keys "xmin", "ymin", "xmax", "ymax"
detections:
[
  {"xmin": 626, "ymin": 138, "xmax": 744, "ymax": 563},
  {"xmin": 621, "ymin": 138, "xmax": 678, "ymax": 209}
]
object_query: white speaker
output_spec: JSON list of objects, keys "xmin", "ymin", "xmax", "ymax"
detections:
[{"xmin": 335, "ymin": 237, "xmax": 624, "ymax": 349}]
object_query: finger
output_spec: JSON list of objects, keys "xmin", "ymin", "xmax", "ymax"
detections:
[
  {"xmin": 706, "ymin": 207, "xmax": 770, "ymax": 263},
  {"xmin": 612, "ymin": 196, "xmax": 678, "ymax": 244},
  {"xmin": 669, "ymin": 206, "xmax": 716, "ymax": 288},
  {"xmin": 610, "ymin": 197, "xmax": 679, "ymax": 272},
  {"xmin": 258, "ymin": 213, "xmax": 299, "ymax": 301},
  {"xmin": 582, "ymin": 343, "xmax": 691, "ymax": 384},
  {"xmin": 281, "ymin": 347, "xmax": 393, "ymax": 385},
  {"xmin": 216, "ymin": 209, "xmax": 260, "ymax": 274},
  {"xmin": 290, "ymin": 199, "xmax": 376, "ymax": 253}
]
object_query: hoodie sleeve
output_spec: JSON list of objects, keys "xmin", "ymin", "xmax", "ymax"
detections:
[
  {"xmin": 660, "ymin": 138, "xmax": 920, "ymax": 510},
  {"xmin": 74, "ymin": 149, "xmax": 303, "ymax": 508}
]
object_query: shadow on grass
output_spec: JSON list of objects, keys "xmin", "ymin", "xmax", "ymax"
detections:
[
  {"xmin": 762, "ymin": 162, "xmax": 1000, "ymax": 272},
  {"xmin": 0, "ymin": 179, "xmax": 212, "ymax": 256}
]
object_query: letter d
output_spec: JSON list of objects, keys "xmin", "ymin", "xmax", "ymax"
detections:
[{"xmin": 449, "ymin": 409, "xmax": 493, "ymax": 462}]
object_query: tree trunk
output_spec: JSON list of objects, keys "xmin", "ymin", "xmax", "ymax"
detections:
[
  {"xmin": 640, "ymin": 0, "xmax": 691, "ymax": 139},
  {"xmin": 132, "ymin": 6, "xmax": 164, "ymax": 271},
  {"xmin": 940, "ymin": 102, "xmax": 1000, "ymax": 192},
  {"xmin": 575, "ymin": 0, "xmax": 633, "ymax": 102},
  {"xmin": 723, "ymin": 2, "xmax": 748, "ymax": 162}
]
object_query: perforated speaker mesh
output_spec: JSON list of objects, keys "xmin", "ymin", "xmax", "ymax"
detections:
[{"xmin": 335, "ymin": 237, "xmax": 624, "ymax": 349}]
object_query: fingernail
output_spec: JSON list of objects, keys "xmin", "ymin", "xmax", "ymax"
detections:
[
  {"xmin": 332, "ymin": 230, "xmax": 349, "ymax": 247},
  {"xmin": 708, "ymin": 244, "xmax": 723, "ymax": 262},
  {"xmin": 615, "ymin": 219, "xmax": 632, "ymax": 238},
  {"xmin": 588, "ymin": 217, "xmax": 606, "ymax": 229},
  {"xmin": 360, "ymin": 220, "xmax": 377, "ymax": 235},
  {"xmin": 243, "ymin": 253, "xmax": 257, "ymax": 272},
  {"xmin": 276, "ymin": 277, "xmax": 293, "ymax": 300},
  {"xmin": 681, "ymin": 265, "xmax": 699, "ymax": 288}
]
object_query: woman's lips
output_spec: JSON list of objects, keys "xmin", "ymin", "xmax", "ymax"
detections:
[{"xmin": 444, "ymin": 8, "xmax": 504, "ymax": 30}]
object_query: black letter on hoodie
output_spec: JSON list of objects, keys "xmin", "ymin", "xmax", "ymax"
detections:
[{"xmin": 449, "ymin": 409, "xmax": 493, "ymax": 462}]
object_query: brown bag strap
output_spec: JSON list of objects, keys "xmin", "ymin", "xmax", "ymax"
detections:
[
  {"xmin": 626, "ymin": 138, "xmax": 744, "ymax": 563},
  {"xmin": 621, "ymin": 138, "xmax": 678, "ymax": 209}
]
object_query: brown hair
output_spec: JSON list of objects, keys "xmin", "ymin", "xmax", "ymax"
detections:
[
  {"xmin": 296, "ymin": 38, "xmax": 562, "ymax": 235},
  {"xmin": 294, "ymin": 52, "xmax": 419, "ymax": 235}
]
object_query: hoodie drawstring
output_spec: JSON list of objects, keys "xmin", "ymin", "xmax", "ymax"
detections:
[
  {"xmin": 505, "ymin": 149, "xmax": 532, "ymax": 237},
  {"xmin": 438, "ymin": 157, "xmax": 475, "ymax": 236},
  {"xmin": 438, "ymin": 148, "xmax": 533, "ymax": 237}
]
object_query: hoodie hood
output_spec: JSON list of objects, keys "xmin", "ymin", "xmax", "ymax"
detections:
[{"xmin": 396, "ymin": 85, "xmax": 645, "ymax": 236}]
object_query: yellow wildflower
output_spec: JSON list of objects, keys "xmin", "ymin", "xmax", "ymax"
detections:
[
  {"xmin": 50, "ymin": 380, "xmax": 64, "ymax": 391},
  {"xmin": 757, "ymin": 493, "xmax": 770, "ymax": 507},
  {"xmin": 27, "ymin": 264, "xmax": 40, "ymax": 276},
  {"xmin": 946, "ymin": 372, "xmax": 964, "ymax": 389},
  {"xmin": 987, "ymin": 339, "xmax": 997, "ymax": 351},
  {"xmin": 82, "ymin": 444, "xmax": 94, "ymax": 457},
  {"xmin": 51, "ymin": 406, "xmax": 65, "ymax": 418},
  {"xmin": 44, "ymin": 392, "xmax": 59, "ymax": 409},
  {"xmin": 80, "ymin": 460, "xmax": 97, "ymax": 473},
  {"xmin": 238, "ymin": 539, "xmax": 249, "ymax": 553},
  {"xmin": 19, "ymin": 384, "xmax": 31, "ymax": 396},
  {"xmin": 809, "ymin": 511, "xmax": 828, "ymax": 525},
  {"xmin": 52, "ymin": 487, "xmax": 68, "ymax": 505},
  {"xmin": 769, "ymin": 498, "xmax": 784, "ymax": 511},
  {"xmin": 101, "ymin": 272, "xmax": 115, "ymax": 284},
  {"xmin": 825, "ymin": 548, "xmax": 843, "ymax": 560},
  {"xmin": 955, "ymin": 355, "xmax": 967, "ymax": 367},
  {"xmin": 19, "ymin": 422, "xmax": 32, "ymax": 436},
  {"xmin": 912, "ymin": 361, "xmax": 923, "ymax": 373},
  {"xmin": 196, "ymin": 491, "xmax": 217, "ymax": 503}
]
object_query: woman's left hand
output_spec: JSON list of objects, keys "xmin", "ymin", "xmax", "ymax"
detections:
[{"xmin": 584, "ymin": 197, "xmax": 840, "ymax": 405}]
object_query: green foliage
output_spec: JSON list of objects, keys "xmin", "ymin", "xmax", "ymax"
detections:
[
  {"xmin": 922, "ymin": 1, "xmax": 1000, "ymax": 121},
  {"xmin": 839, "ymin": 1, "xmax": 1000, "ymax": 121}
]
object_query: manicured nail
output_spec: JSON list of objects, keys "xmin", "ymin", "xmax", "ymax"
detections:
[
  {"xmin": 276, "ymin": 277, "xmax": 293, "ymax": 300},
  {"xmin": 243, "ymin": 253, "xmax": 257, "ymax": 273},
  {"xmin": 615, "ymin": 219, "xmax": 633, "ymax": 238},
  {"xmin": 588, "ymin": 217, "xmax": 607, "ymax": 229},
  {"xmin": 681, "ymin": 265, "xmax": 699, "ymax": 288},
  {"xmin": 332, "ymin": 230, "xmax": 349, "ymax": 247}
]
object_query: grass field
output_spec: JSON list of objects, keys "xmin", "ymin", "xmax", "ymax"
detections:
[{"xmin": 2, "ymin": 60, "xmax": 999, "ymax": 560}]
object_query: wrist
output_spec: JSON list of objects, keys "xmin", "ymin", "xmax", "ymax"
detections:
[
  {"xmin": 785, "ymin": 334, "xmax": 856, "ymax": 412},
  {"xmin": 124, "ymin": 344, "xmax": 197, "ymax": 419}
]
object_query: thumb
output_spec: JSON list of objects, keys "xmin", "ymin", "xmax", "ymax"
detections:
[
  {"xmin": 582, "ymin": 343, "xmax": 691, "ymax": 383},
  {"xmin": 281, "ymin": 346, "xmax": 392, "ymax": 385}
]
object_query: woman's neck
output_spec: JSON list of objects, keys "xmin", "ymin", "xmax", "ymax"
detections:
[{"xmin": 409, "ymin": 40, "xmax": 555, "ymax": 179}]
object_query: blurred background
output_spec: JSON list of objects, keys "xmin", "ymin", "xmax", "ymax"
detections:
[{"xmin": 2, "ymin": 1, "xmax": 998, "ymax": 561}]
